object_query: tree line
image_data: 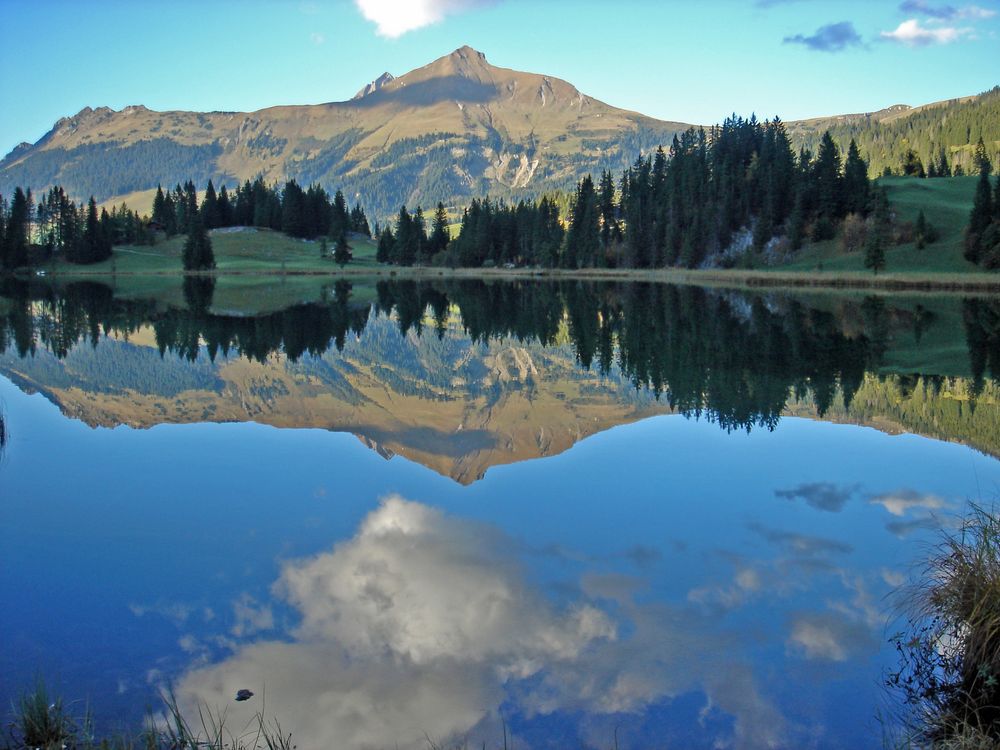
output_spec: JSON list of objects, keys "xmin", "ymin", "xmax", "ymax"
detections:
[
  {"xmin": 9, "ymin": 278, "xmax": 1000, "ymax": 432},
  {"xmin": 0, "ymin": 186, "xmax": 149, "ymax": 269},
  {"xmin": 0, "ymin": 176, "xmax": 374, "ymax": 271},
  {"xmin": 792, "ymin": 86, "xmax": 1000, "ymax": 180},
  {"xmin": 376, "ymin": 118, "xmax": 886, "ymax": 270},
  {"xmin": 965, "ymin": 141, "xmax": 1000, "ymax": 269}
]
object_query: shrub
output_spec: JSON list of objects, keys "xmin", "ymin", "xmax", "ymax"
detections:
[{"xmin": 840, "ymin": 212, "xmax": 867, "ymax": 253}]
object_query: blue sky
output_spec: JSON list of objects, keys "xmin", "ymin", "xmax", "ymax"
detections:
[{"xmin": 1, "ymin": 0, "xmax": 997, "ymax": 156}]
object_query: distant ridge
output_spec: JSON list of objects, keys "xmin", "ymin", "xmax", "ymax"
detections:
[{"xmin": 0, "ymin": 46, "xmax": 995, "ymax": 218}]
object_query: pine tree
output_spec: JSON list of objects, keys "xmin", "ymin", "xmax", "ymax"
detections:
[
  {"xmin": 3, "ymin": 188, "xmax": 30, "ymax": 269},
  {"xmin": 973, "ymin": 137, "xmax": 992, "ymax": 176},
  {"xmin": 201, "ymin": 180, "xmax": 220, "ymax": 229},
  {"xmin": 429, "ymin": 202, "xmax": 449, "ymax": 255},
  {"xmin": 377, "ymin": 225, "xmax": 395, "ymax": 263},
  {"xmin": 281, "ymin": 180, "xmax": 306, "ymax": 238},
  {"xmin": 965, "ymin": 167, "xmax": 995, "ymax": 263},
  {"xmin": 901, "ymin": 149, "xmax": 926, "ymax": 178},
  {"xmin": 812, "ymin": 131, "xmax": 844, "ymax": 240},
  {"xmin": 394, "ymin": 206, "xmax": 415, "ymax": 266},
  {"xmin": 82, "ymin": 196, "xmax": 101, "ymax": 264},
  {"xmin": 333, "ymin": 232, "xmax": 351, "ymax": 267},
  {"xmin": 597, "ymin": 170, "xmax": 619, "ymax": 252},
  {"xmin": 864, "ymin": 188, "xmax": 889, "ymax": 274},
  {"xmin": 217, "ymin": 185, "xmax": 234, "ymax": 228},
  {"xmin": 183, "ymin": 213, "xmax": 215, "ymax": 270},
  {"xmin": 843, "ymin": 139, "xmax": 870, "ymax": 215},
  {"xmin": 413, "ymin": 207, "xmax": 428, "ymax": 264},
  {"xmin": 331, "ymin": 190, "xmax": 349, "ymax": 244},
  {"xmin": 565, "ymin": 175, "xmax": 600, "ymax": 267}
]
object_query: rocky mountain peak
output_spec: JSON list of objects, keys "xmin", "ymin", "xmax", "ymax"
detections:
[{"xmin": 352, "ymin": 72, "xmax": 395, "ymax": 100}]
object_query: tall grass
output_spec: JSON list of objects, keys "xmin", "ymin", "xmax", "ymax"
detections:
[
  {"xmin": 887, "ymin": 505, "xmax": 1000, "ymax": 748},
  {"xmin": 3, "ymin": 683, "xmax": 293, "ymax": 750}
]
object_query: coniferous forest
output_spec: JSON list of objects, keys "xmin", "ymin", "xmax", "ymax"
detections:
[{"xmin": 3, "ymin": 117, "xmax": 999, "ymax": 273}]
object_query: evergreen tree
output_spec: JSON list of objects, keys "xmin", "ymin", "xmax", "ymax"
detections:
[
  {"xmin": 413, "ymin": 207, "xmax": 428, "ymax": 264},
  {"xmin": 82, "ymin": 196, "xmax": 102, "ymax": 263},
  {"xmin": 598, "ymin": 169, "xmax": 620, "ymax": 253},
  {"xmin": 201, "ymin": 180, "xmax": 220, "ymax": 229},
  {"xmin": 843, "ymin": 139, "xmax": 870, "ymax": 215},
  {"xmin": 429, "ymin": 202, "xmax": 449, "ymax": 255},
  {"xmin": 152, "ymin": 185, "xmax": 169, "ymax": 228},
  {"xmin": 965, "ymin": 166, "xmax": 995, "ymax": 263},
  {"xmin": 3, "ymin": 188, "xmax": 30, "ymax": 269},
  {"xmin": 281, "ymin": 180, "xmax": 306, "ymax": 238},
  {"xmin": 333, "ymin": 235, "xmax": 351, "ymax": 266},
  {"xmin": 217, "ymin": 185, "xmax": 234, "ymax": 227},
  {"xmin": 901, "ymin": 149, "xmax": 926, "ymax": 178},
  {"xmin": 865, "ymin": 188, "xmax": 889, "ymax": 274},
  {"xmin": 973, "ymin": 137, "xmax": 992, "ymax": 176},
  {"xmin": 564, "ymin": 175, "xmax": 600, "ymax": 267},
  {"xmin": 813, "ymin": 132, "xmax": 844, "ymax": 239},
  {"xmin": 183, "ymin": 213, "xmax": 215, "ymax": 270},
  {"xmin": 377, "ymin": 225, "xmax": 395, "ymax": 263},
  {"xmin": 330, "ymin": 190, "xmax": 350, "ymax": 244},
  {"xmin": 350, "ymin": 203, "xmax": 371, "ymax": 236}
]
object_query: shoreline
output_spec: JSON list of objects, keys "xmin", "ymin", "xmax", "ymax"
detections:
[{"xmin": 14, "ymin": 265, "xmax": 1000, "ymax": 295}]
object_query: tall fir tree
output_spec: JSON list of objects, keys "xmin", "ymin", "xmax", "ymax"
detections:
[
  {"xmin": 864, "ymin": 188, "xmax": 889, "ymax": 274},
  {"xmin": 429, "ymin": 202, "xmax": 449, "ymax": 255},
  {"xmin": 965, "ymin": 166, "xmax": 995, "ymax": 263},
  {"xmin": 843, "ymin": 139, "xmax": 870, "ymax": 215}
]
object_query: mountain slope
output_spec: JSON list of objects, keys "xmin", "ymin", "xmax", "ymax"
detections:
[
  {"xmin": 787, "ymin": 86, "xmax": 1000, "ymax": 176},
  {"xmin": 0, "ymin": 46, "xmax": 688, "ymax": 220},
  {"xmin": 1, "ymin": 46, "xmax": 996, "ymax": 221}
]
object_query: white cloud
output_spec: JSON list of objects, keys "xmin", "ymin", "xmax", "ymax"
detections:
[
  {"xmin": 277, "ymin": 496, "xmax": 613, "ymax": 668},
  {"xmin": 869, "ymin": 489, "xmax": 949, "ymax": 516},
  {"xmin": 175, "ymin": 496, "xmax": 791, "ymax": 750},
  {"xmin": 787, "ymin": 612, "xmax": 875, "ymax": 661},
  {"xmin": 309, "ymin": 32, "xmax": 326, "ymax": 46},
  {"xmin": 230, "ymin": 594, "xmax": 274, "ymax": 637},
  {"xmin": 880, "ymin": 18, "xmax": 971, "ymax": 46},
  {"xmin": 354, "ymin": 0, "xmax": 495, "ymax": 38},
  {"xmin": 957, "ymin": 5, "xmax": 997, "ymax": 19}
]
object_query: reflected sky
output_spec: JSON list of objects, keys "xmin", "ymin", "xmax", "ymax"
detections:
[
  {"xmin": 3, "ymin": 366, "xmax": 999, "ymax": 748},
  {"xmin": 3, "ymin": 282, "xmax": 1000, "ymax": 748}
]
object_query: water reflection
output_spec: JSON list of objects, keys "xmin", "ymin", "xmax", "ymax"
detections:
[
  {"xmin": 1, "ymin": 279, "xmax": 998, "ymax": 482},
  {"xmin": 175, "ymin": 496, "xmax": 793, "ymax": 749}
]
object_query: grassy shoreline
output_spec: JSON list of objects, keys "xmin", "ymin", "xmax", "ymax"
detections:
[
  {"xmin": 11, "ymin": 176, "xmax": 999, "ymax": 295},
  {"xmin": 20, "ymin": 264, "xmax": 1000, "ymax": 294}
]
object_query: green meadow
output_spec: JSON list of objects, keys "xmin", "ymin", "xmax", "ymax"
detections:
[{"xmin": 779, "ymin": 176, "xmax": 982, "ymax": 275}]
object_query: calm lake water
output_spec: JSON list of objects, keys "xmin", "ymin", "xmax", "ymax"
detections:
[{"xmin": 2, "ymin": 278, "xmax": 999, "ymax": 749}]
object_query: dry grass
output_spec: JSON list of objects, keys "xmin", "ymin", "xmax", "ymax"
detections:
[
  {"xmin": 2, "ymin": 684, "xmax": 293, "ymax": 750},
  {"xmin": 888, "ymin": 505, "xmax": 1000, "ymax": 748}
]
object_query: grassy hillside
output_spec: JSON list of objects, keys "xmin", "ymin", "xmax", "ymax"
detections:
[
  {"xmin": 779, "ymin": 176, "xmax": 981, "ymax": 275},
  {"xmin": 788, "ymin": 87, "xmax": 1000, "ymax": 178},
  {"xmin": 45, "ymin": 227, "xmax": 377, "ymax": 275}
]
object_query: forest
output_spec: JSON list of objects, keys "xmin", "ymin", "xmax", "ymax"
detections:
[{"xmin": 3, "ymin": 117, "xmax": 996, "ymax": 274}]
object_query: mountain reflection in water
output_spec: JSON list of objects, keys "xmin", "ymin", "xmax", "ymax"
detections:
[
  {"xmin": 2, "ymin": 278, "xmax": 1000, "ymax": 748},
  {"xmin": 0, "ymin": 278, "xmax": 998, "ymax": 482}
]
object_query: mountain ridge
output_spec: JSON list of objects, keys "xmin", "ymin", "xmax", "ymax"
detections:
[{"xmin": 1, "ymin": 47, "xmax": 996, "ymax": 219}]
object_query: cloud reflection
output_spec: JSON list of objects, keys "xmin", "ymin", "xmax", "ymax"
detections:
[{"xmin": 176, "ymin": 496, "xmax": 791, "ymax": 749}]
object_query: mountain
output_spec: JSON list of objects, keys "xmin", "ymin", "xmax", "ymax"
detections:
[
  {"xmin": 0, "ymin": 314, "xmax": 668, "ymax": 484},
  {"xmin": 787, "ymin": 87, "xmax": 1000, "ymax": 177},
  {"xmin": 2, "ymin": 313, "xmax": 997, "ymax": 484},
  {"xmin": 0, "ymin": 46, "xmax": 688, "ymax": 220},
  {"xmin": 1, "ymin": 45, "xmax": 995, "ymax": 221}
]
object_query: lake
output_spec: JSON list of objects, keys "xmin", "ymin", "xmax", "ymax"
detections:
[{"xmin": 1, "ymin": 277, "xmax": 999, "ymax": 749}]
